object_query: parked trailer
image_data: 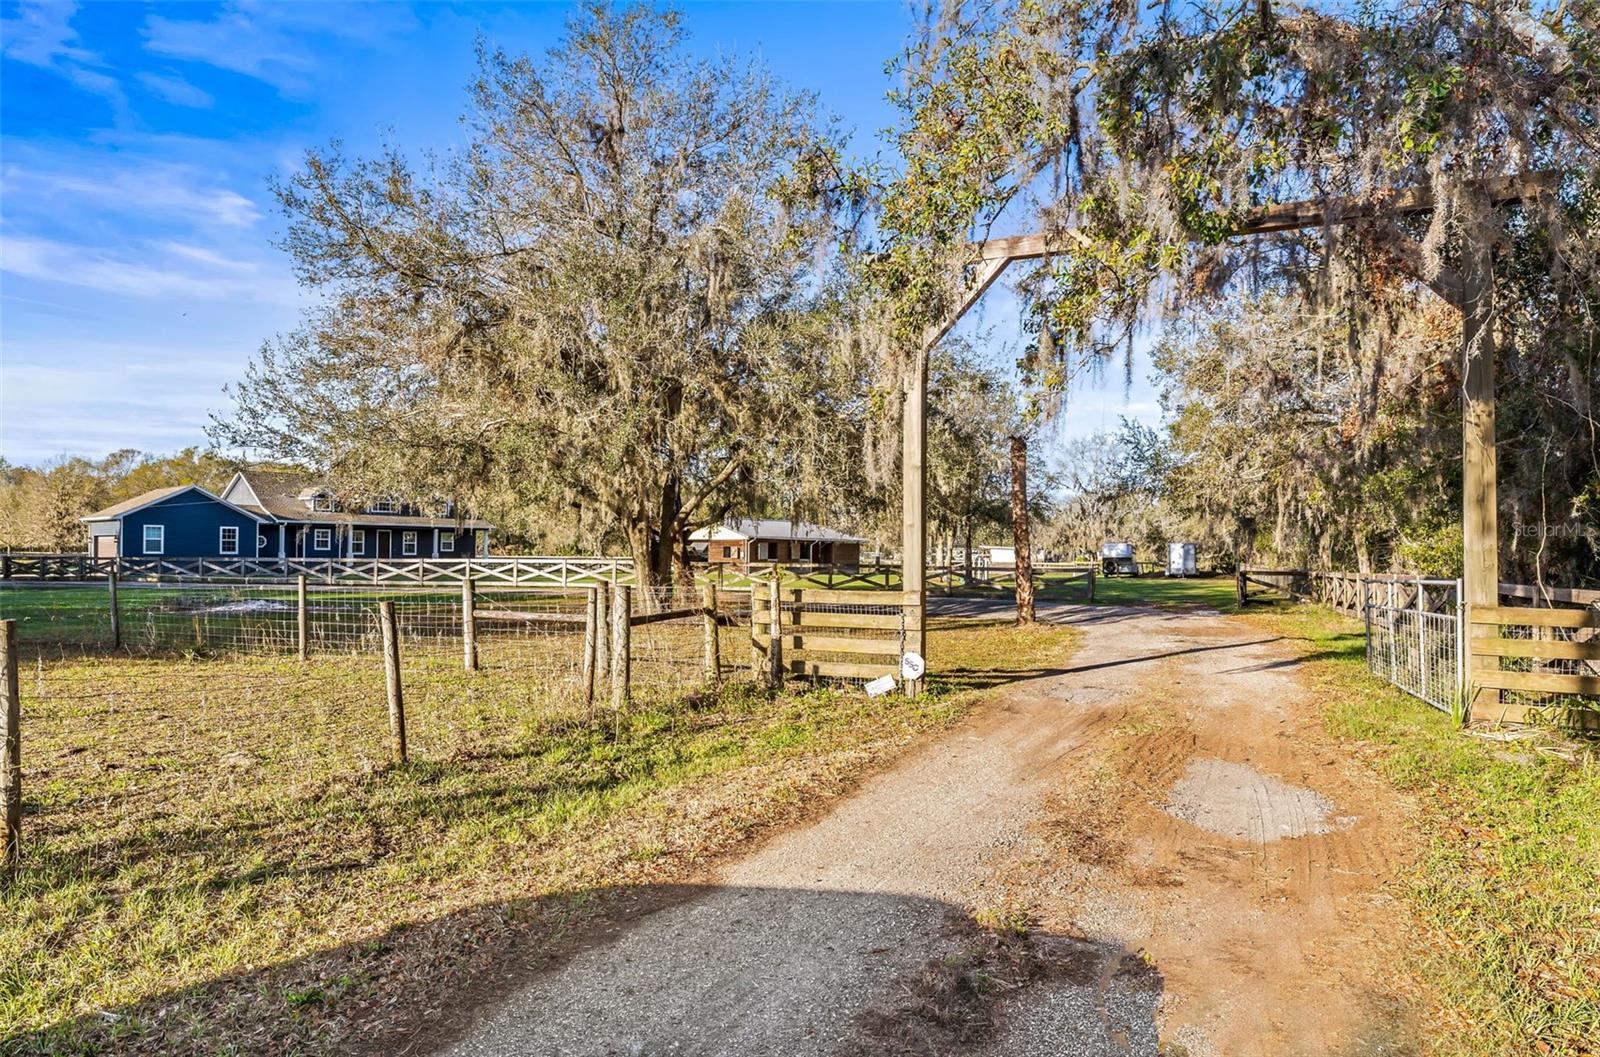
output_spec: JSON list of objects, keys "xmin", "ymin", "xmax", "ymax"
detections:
[
  {"xmin": 1165, "ymin": 542, "xmax": 1198, "ymax": 577},
  {"xmin": 1098, "ymin": 541, "xmax": 1138, "ymax": 577}
]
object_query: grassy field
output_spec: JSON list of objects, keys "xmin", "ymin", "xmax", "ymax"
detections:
[
  {"xmin": 1075, "ymin": 572, "xmax": 1239, "ymax": 610},
  {"xmin": 1245, "ymin": 603, "xmax": 1599, "ymax": 1057},
  {"xmin": 4, "ymin": 613, "xmax": 1078, "ymax": 1056}
]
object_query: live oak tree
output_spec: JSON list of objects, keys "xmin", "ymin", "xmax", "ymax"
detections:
[
  {"xmin": 865, "ymin": 0, "xmax": 1599, "ymax": 583},
  {"xmin": 214, "ymin": 4, "xmax": 865, "ymax": 585}
]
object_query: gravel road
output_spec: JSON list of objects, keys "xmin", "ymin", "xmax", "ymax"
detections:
[{"xmin": 430, "ymin": 597, "xmax": 1412, "ymax": 1057}]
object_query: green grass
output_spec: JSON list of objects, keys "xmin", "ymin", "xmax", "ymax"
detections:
[
  {"xmin": 1075, "ymin": 573, "xmax": 1240, "ymax": 610},
  {"xmin": 4, "ymin": 615, "xmax": 1079, "ymax": 1056},
  {"xmin": 1245, "ymin": 603, "xmax": 1600, "ymax": 1056}
]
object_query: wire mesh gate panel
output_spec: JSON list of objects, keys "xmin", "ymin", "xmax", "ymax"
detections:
[{"xmin": 1366, "ymin": 603, "xmax": 1464, "ymax": 713}]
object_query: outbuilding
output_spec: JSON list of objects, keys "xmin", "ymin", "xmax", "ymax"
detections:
[{"xmin": 690, "ymin": 519, "xmax": 864, "ymax": 568}]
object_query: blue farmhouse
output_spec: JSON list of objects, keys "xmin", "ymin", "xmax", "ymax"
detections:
[{"xmin": 81, "ymin": 470, "xmax": 493, "ymax": 560}]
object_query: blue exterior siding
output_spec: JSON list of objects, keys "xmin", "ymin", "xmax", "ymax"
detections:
[{"xmin": 120, "ymin": 490, "xmax": 259, "ymax": 559}]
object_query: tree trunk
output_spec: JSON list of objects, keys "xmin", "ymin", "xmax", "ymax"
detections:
[
  {"xmin": 1010, "ymin": 435, "xmax": 1035, "ymax": 625},
  {"xmin": 963, "ymin": 517, "xmax": 974, "ymax": 582}
]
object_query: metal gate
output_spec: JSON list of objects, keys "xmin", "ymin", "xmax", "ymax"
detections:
[{"xmin": 1365, "ymin": 592, "xmax": 1465, "ymax": 714}]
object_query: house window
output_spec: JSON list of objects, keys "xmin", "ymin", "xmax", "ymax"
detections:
[
  {"xmin": 370, "ymin": 498, "xmax": 400, "ymax": 514},
  {"xmin": 219, "ymin": 526, "xmax": 239, "ymax": 555},
  {"xmin": 402, "ymin": 531, "xmax": 418, "ymax": 556},
  {"xmin": 142, "ymin": 524, "xmax": 164, "ymax": 555},
  {"xmin": 352, "ymin": 529, "xmax": 365, "ymax": 556},
  {"xmin": 314, "ymin": 528, "xmax": 332, "ymax": 551},
  {"xmin": 312, "ymin": 495, "xmax": 335, "ymax": 512},
  {"xmin": 722, "ymin": 545, "xmax": 733, "ymax": 559},
  {"xmin": 440, "ymin": 530, "xmax": 456, "ymax": 553}
]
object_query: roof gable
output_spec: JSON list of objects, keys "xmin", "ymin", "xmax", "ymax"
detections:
[{"xmin": 81, "ymin": 484, "xmax": 264, "ymax": 523}]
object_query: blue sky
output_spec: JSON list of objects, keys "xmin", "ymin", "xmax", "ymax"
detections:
[{"xmin": 0, "ymin": 0, "xmax": 1160, "ymax": 468}]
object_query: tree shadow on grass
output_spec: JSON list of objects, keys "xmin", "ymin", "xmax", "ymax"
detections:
[{"xmin": 18, "ymin": 882, "xmax": 1165, "ymax": 1057}]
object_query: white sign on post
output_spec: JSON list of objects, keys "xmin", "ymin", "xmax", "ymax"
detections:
[
  {"xmin": 864, "ymin": 673, "xmax": 897, "ymax": 697},
  {"xmin": 900, "ymin": 651, "xmax": 926, "ymax": 681}
]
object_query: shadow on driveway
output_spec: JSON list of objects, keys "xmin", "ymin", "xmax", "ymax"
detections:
[{"xmin": 31, "ymin": 883, "xmax": 1163, "ymax": 1057}]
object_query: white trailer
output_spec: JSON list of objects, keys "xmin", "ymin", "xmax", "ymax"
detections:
[{"xmin": 1165, "ymin": 542, "xmax": 1198, "ymax": 577}]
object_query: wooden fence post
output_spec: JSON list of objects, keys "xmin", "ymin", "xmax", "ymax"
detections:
[
  {"xmin": 296, "ymin": 575, "xmax": 309, "ymax": 662},
  {"xmin": 582, "ymin": 587, "xmax": 598, "ymax": 714},
  {"xmin": 594, "ymin": 585, "xmax": 609, "ymax": 692},
  {"xmin": 767, "ymin": 575, "xmax": 784, "ymax": 688},
  {"xmin": 1235, "ymin": 570, "xmax": 1247, "ymax": 608},
  {"xmin": 379, "ymin": 601, "xmax": 406, "ymax": 763},
  {"xmin": 2, "ymin": 620, "xmax": 19, "ymax": 872},
  {"xmin": 461, "ymin": 578, "xmax": 478, "ymax": 672},
  {"xmin": 702, "ymin": 582, "xmax": 720, "ymax": 684},
  {"xmin": 610, "ymin": 584, "xmax": 631, "ymax": 710},
  {"xmin": 750, "ymin": 584, "xmax": 762, "ymax": 680},
  {"xmin": 1086, "ymin": 563, "xmax": 1096, "ymax": 603},
  {"xmin": 107, "ymin": 570, "xmax": 120, "ymax": 650}
]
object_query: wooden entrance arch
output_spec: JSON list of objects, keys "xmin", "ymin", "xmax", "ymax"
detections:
[{"xmin": 901, "ymin": 173, "xmax": 1554, "ymax": 710}]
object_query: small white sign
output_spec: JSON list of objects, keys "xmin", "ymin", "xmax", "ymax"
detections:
[
  {"xmin": 864, "ymin": 674, "xmax": 898, "ymax": 697},
  {"xmin": 900, "ymin": 651, "xmax": 926, "ymax": 680}
]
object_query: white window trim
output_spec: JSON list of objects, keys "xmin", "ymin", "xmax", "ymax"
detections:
[
  {"xmin": 143, "ymin": 524, "xmax": 165, "ymax": 555},
  {"xmin": 440, "ymin": 530, "xmax": 456, "ymax": 553},
  {"xmin": 314, "ymin": 528, "xmax": 332, "ymax": 550},
  {"xmin": 312, "ymin": 496, "xmax": 335, "ymax": 512},
  {"xmin": 219, "ymin": 526, "xmax": 239, "ymax": 556},
  {"xmin": 352, "ymin": 528, "xmax": 365, "ymax": 556},
  {"xmin": 371, "ymin": 498, "xmax": 400, "ymax": 514},
  {"xmin": 402, "ymin": 531, "xmax": 418, "ymax": 556}
]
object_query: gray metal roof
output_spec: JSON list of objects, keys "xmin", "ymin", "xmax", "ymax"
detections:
[
  {"xmin": 689, "ymin": 518, "xmax": 865, "ymax": 543},
  {"xmin": 232, "ymin": 470, "xmax": 491, "ymax": 530}
]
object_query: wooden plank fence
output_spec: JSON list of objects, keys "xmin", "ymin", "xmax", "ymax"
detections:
[
  {"xmin": 1469, "ymin": 605, "xmax": 1600, "ymax": 722},
  {"xmin": 750, "ymin": 584, "xmax": 915, "ymax": 688}
]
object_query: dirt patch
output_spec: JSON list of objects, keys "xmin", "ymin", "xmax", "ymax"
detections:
[{"xmin": 1162, "ymin": 756, "xmax": 1353, "ymax": 842}]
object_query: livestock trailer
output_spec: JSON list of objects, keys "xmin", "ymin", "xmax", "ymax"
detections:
[{"xmin": 1098, "ymin": 541, "xmax": 1138, "ymax": 577}]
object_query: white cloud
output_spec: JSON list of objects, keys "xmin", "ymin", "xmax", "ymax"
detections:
[
  {"xmin": 136, "ymin": 70, "xmax": 214, "ymax": 108},
  {"xmin": 0, "ymin": 233, "xmax": 299, "ymax": 304},
  {"xmin": 142, "ymin": 2, "xmax": 412, "ymax": 96},
  {"xmin": 0, "ymin": 1, "xmax": 127, "ymax": 109},
  {"xmin": 1, "ymin": 159, "xmax": 262, "ymax": 228}
]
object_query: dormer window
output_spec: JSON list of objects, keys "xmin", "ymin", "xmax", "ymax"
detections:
[
  {"xmin": 311, "ymin": 495, "xmax": 336, "ymax": 512},
  {"xmin": 370, "ymin": 498, "xmax": 400, "ymax": 514}
]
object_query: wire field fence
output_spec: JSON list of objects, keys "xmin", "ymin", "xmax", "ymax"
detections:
[{"xmin": 1, "ymin": 579, "xmax": 757, "ymax": 761}]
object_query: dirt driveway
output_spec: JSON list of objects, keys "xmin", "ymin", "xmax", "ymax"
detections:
[{"xmin": 431, "ymin": 601, "xmax": 1418, "ymax": 1056}]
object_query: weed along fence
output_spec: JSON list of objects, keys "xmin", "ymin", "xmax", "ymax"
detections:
[
  {"xmin": 1239, "ymin": 567, "xmax": 1600, "ymax": 722},
  {"xmin": 750, "ymin": 584, "xmax": 920, "ymax": 692}
]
